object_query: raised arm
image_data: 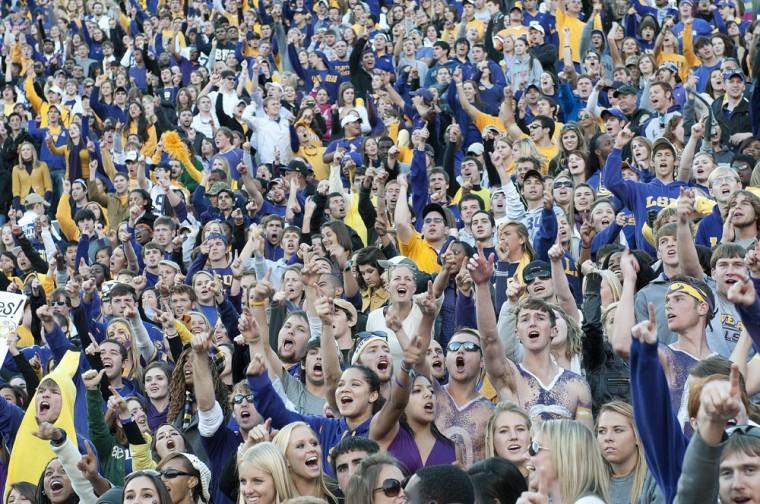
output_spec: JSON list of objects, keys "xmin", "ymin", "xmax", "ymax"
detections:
[
  {"xmin": 676, "ymin": 188, "xmax": 702, "ymax": 278},
  {"xmin": 394, "ymin": 174, "xmax": 414, "ymax": 245},
  {"xmin": 189, "ymin": 331, "xmax": 217, "ymax": 413},
  {"xmin": 547, "ymin": 244, "xmax": 580, "ymax": 322},
  {"xmin": 611, "ymin": 250, "xmax": 639, "ymax": 359},
  {"xmin": 469, "ymin": 244, "xmax": 518, "ymax": 402},
  {"xmin": 677, "ymin": 119, "xmax": 705, "ymax": 183}
]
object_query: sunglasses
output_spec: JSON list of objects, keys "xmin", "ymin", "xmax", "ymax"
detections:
[
  {"xmin": 373, "ymin": 478, "xmax": 403, "ymax": 498},
  {"xmin": 160, "ymin": 469, "xmax": 194, "ymax": 479},
  {"xmin": 553, "ymin": 180, "xmax": 573, "ymax": 189},
  {"xmin": 524, "ymin": 273, "xmax": 551, "ymax": 285},
  {"xmin": 49, "ymin": 300, "xmax": 67, "ymax": 306},
  {"xmin": 727, "ymin": 424, "xmax": 760, "ymax": 439},
  {"xmin": 528, "ymin": 440, "xmax": 550, "ymax": 456},
  {"xmin": 232, "ymin": 393, "xmax": 254, "ymax": 404},
  {"xmin": 446, "ymin": 341, "xmax": 481, "ymax": 353},
  {"xmin": 356, "ymin": 330, "xmax": 388, "ymax": 341}
]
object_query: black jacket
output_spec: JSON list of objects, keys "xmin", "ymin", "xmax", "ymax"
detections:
[{"xmin": 710, "ymin": 95, "xmax": 752, "ymax": 148}]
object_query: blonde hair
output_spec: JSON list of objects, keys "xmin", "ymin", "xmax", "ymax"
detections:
[
  {"xmin": 238, "ymin": 442, "xmax": 296, "ymax": 504},
  {"xmin": 597, "ymin": 402, "xmax": 648, "ymax": 504},
  {"xmin": 547, "ymin": 303, "xmax": 583, "ymax": 360},
  {"xmin": 272, "ymin": 423, "xmax": 335, "ymax": 502},
  {"xmin": 601, "ymin": 302, "xmax": 619, "ymax": 336},
  {"xmin": 485, "ymin": 401, "xmax": 531, "ymax": 458},
  {"xmin": 599, "ymin": 269, "xmax": 623, "ymax": 305},
  {"xmin": 538, "ymin": 420, "xmax": 610, "ymax": 503}
]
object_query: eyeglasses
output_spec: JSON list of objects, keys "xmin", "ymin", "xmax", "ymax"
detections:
[
  {"xmin": 528, "ymin": 440, "xmax": 550, "ymax": 456},
  {"xmin": 160, "ymin": 469, "xmax": 194, "ymax": 479},
  {"xmin": 232, "ymin": 393, "xmax": 254, "ymax": 404},
  {"xmin": 553, "ymin": 180, "xmax": 573, "ymax": 189},
  {"xmin": 424, "ymin": 217, "xmax": 444, "ymax": 225},
  {"xmin": 373, "ymin": 478, "xmax": 403, "ymax": 497},
  {"xmin": 446, "ymin": 341, "xmax": 481, "ymax": 353},
  {"xmin": 356, "ymin": 330, "xmax": 388, "ymax": 341},
  {"xmin": 712, "ymin": 176, "xmax": 738, "ymax": 186}
]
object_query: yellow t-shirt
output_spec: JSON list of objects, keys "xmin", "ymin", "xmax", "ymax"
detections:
[{"xmin": 399, "ymin": 230, "xmax": 441, "ymax": 274}]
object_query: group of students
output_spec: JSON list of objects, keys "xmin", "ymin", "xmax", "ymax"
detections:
[{"xmin": 0, "ymin": 0, "xmax": 760, "ymax": 503}]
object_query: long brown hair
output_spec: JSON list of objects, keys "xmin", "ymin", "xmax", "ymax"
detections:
[{"xmin": 166, "ymin": 348, "xmax": 229, "ymax": 423}]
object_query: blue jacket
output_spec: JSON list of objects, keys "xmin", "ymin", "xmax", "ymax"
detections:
[
  {"xmin": 202, "ymin": 421, "xmax": 241, "ymax": 504},
  {"xmin": 602, "ymin": 148, "xmax": 686, "ymax": 255},
  {"xmin": 736, "ymin": 275, "xmax": 760, "ymax": 353},
  {"xmin": 695, "ymin": 203, "xmax": 723, "ymax": 249},
  {"xmin": 631, "ymin": 339, "xmax": 687, "ymax": 504},
  {"xmin": 248, "ymin": 373, "xmax": 372, "ymax": 476}
]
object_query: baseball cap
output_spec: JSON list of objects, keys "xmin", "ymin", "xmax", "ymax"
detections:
[
  {"xmin": 652, "ymin": 137, "xmax": 677, "ymax": 156},
  {"xmin": 724, "ymin": 68, "xmax": 745, "ymax": 82},
  {"xmin": 613, "ymin": 84, "xmax": 638, "ymax": 97},
  {"xmin": 158, "ymin": 260, "xmax": 181, "ymax": 272},
  {"xmin": 340, "ymin": 112, "xmax": 362, "ymax": 128},
  {"xmin": 375, "ymin": 59, "xmax": 395, "ymax": 73},
  {"xmin": 285, "ymin": 159, "xmax": 311, "ymax": 175},
  {"xmin": 206, "ymin": 182, "xmax": 229, "ymax": 196},
  {"xmin": 377, "ymin": 255, "xmax": 419, "ymax": 271},
  {"xmin": 421, "ymin": 203, "xmax": 447, "ymax": 222},
  {"xmin": 267, "ymin": 177, "xmax": 286, "ymax": 190},
  {"xmin": 24, "ymin": 193, "xmax": 49, "ymax": 207},
  {"xmin": 124, "ymin": 151, "xmax": 139, "ymax": 163},
  {"xmin": 333, "ymin": 298, "xmax": 358, "ymax": 322},
  {"xmin": 114, "ymin": 86, "xmax": 128, "ymax": 94},
  {"xmin": 523, "ymin": 260, "xmax": 552, "ymax": 283},
  {"xmin": 624, "ymin": 56, "xmax": 639, "ymax": 67},
  {"xmin": 467, "ymin": 143, "xmax": 485, "ymax": 155},
  {"xmin": 601, "ymin": 108, "xmax": 626, "ymax": 121},
  {"xmin": 658, "ymin": 62, "xmax": 678, "ymax": 74},
  {"xmin": 528, "ymin": 22, "xmax": 545, "ymax": 35},
  {"xmin": 523, "ymin": 169, "xmax": 544, "ymax": 183},
  {"xmin": 411, "ymin": 88, "xmax": 434, "ymax": 104},
  {"xmin": 48, "ymin": 85, "xmax": 64, "ymax": 96}
]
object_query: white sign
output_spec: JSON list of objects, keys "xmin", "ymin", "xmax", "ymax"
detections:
[{"xmin": 0, "ymin": 292, "xmax": 27, "ymax": 368}]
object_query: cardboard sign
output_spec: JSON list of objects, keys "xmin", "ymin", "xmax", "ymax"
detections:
[{"xmin": 0, "ymin": 292, "xmax": 27, "ymax": 367}]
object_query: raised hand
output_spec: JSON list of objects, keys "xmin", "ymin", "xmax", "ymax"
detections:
[
  {"xmin": 506, "ymin": 278, "xmax": 525, "ymax": 304},
  {"xmin": 467, "ymin": 243, "xmax": 495, "ymax": 286},
  {"xmin": 579, "ymin": 217, "xmax": 596, "ymax": 248},
  {"xmin": 314, "ymin": 296, "xmax": 334, "ymax": 322},
  {"xmin": 630, "ymin": 303, "xmax": 657, "ymax": 345},
  {"xmin": 385, "ymin": 305, "xmax": 403, "ymax": 333},
  {"xmin": 190, "ymin": 330, "xmax": 211, "ymax": 354},
  {"xmin": 246, "ymin": 352, "xmax": 267, "ymax": 376},
  {"xmin": 677, "ymin": 187, "xmax": 697, "ymax": 223},
  {"xmin": 547, "ymin": 243, "xmax": 564, "ymax": 263},
  {"xmin": 614, "ymin": 125, "xmax": 635, "ymax": 149},
  {"xmin": 726, "ymin": 277, "xmax": 756, "ymax": 306},
  {"xmin": 76, "ymin": 443, "xmax": 99, "ymax": 481},
  {"xmin": 81, "ymin": 369, "xmax": 106, "ymax": 390},
  {"xmin": 699, "ymin": 363, "xmax": 743, "ymax": 424},
  {"xmin": 32, "ymin": 422, "xmax": 62, "ymax": 442},
  {"xmin": 402, "ymin": 333, "xmax": 425, "ymax": 369},
  {"xmin": 415, "ymin": 281, "xmax": 436, "ymax": 316},
  {"xmin": 619, "ymin": 249, "xmax": 639, "ymax": 283}
]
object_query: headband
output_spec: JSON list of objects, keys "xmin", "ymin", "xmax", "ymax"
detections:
[
  {"xmin": 667, "ymin": 282, "xmax": 712, "ymax": 310},
  {"xmin": 351, "ymin": 336, "xmax": 387, "ymax": 365}
]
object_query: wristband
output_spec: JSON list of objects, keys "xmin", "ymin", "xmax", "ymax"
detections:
[{"xmin": 400, "ymin": 361, "xmax": 413, "ymax": 376}]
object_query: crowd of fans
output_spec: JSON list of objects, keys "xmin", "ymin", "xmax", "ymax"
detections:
[{"xmin": 0, "ymin": 0, "xmax": 760, "ymax": 502}]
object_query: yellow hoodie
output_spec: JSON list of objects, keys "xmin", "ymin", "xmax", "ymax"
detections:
[{"xmin": 6, "ymin": 351, "xmax": 80, "ymax": 495}]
